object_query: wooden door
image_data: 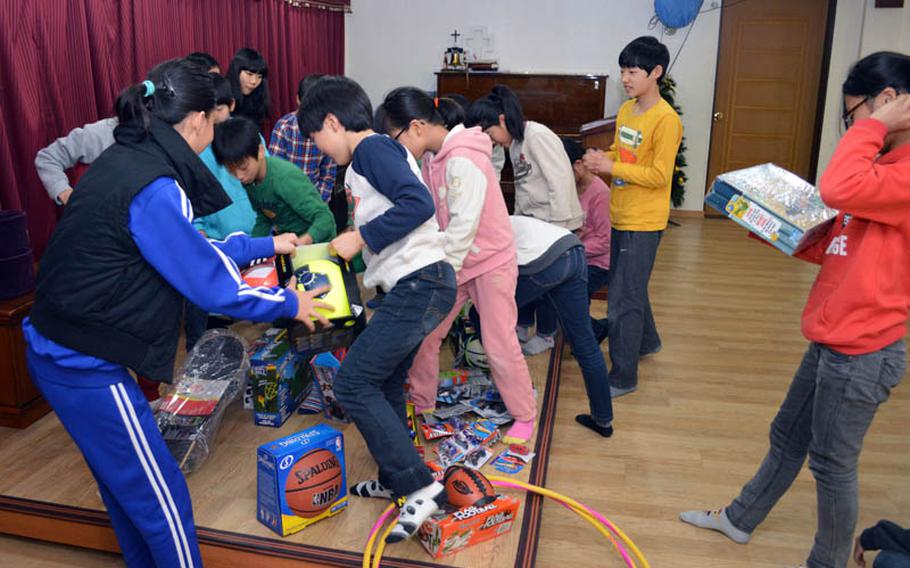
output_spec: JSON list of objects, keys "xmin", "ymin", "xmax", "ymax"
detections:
[{"xmin": 705, "ymin": 0, "xmax": 833, "ymax": 213}]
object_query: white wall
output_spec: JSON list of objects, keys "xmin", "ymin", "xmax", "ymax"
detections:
[
  {"xmin": 817, "ymin": 0, "xmax": 910, "ymax": 177},
  {"xmin": 345, "ymin": 0, "xmax": 722, "ymax": 212}
]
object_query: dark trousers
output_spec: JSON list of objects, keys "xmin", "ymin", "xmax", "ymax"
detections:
[
  {"xmin": 606, "ymin": 229, "xmax": 662, "ymax": 389},
  {"xmin": 517, "ymin": 301, "xmax": 559, "ymax": 337},
  {"xmin": 726, "ymin": 341, "xmax": 906, "ymax": 568},
  {"xmin": 515, "ymin": 246, "xmax": 613, "ymax": 424},
  {"xmin": 333, "ymin": 261, "xmax": 456, "ymax": 497}
]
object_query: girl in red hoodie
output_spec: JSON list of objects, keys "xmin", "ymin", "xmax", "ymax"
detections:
[
  {"xmin": 680, "ymin": 51, "xmax": 910, "ymax": 568},
  {"xmin": 376, "ymin": 87, "xmax": 537, "ymax": 445}
]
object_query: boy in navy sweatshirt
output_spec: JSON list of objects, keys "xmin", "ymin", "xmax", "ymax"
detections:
[{"xmin": 298, "ymin": 76, "xmax": 456, "ymax": 544}]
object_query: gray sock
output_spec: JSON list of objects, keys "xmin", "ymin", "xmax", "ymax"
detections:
[
  {"xmin": 610, "ymin": 384, "xmax": 637, "ymax": 398},
  {"xmin": 679, "ymin": 508, "xmax": 751, "ymax": 544},
  {"xmin": 522, "ymin": 334, "xmax": 554, "ymax": 356},
  {"xmin": 516, "ymin": 325, "xmax": 531, "ymax": 343}
]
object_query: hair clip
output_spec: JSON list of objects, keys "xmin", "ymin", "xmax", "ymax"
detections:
[{"xmin": 142, "ymin": 80, "xmax": 156, "ymax": 98}]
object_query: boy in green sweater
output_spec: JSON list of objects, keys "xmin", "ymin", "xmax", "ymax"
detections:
[{"xmin": 213, "ymin": 117, "xmax": 336, "ymax": 243}]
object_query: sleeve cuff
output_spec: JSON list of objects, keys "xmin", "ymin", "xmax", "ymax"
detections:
[
  {"xmin": 860, "ymin": 526, "xmax": 879, "ymax": 551},
  {"xmin": 250, "ymin": 236, "xmax": 276, "ymax": 260},
  {"xmin": 856, "ymin": 118, "xmax": 889, "ymax": 138},
  {"xmin": 611, "ymin": 162, "xmax": 628, "ymax": 179},
  {"xmin": 282, "ymin": 291, "xmax": 299, "ymax": 319},
  {"xmin": 358, "ymin": 224, "xmax": 381, "ymax": 253}
]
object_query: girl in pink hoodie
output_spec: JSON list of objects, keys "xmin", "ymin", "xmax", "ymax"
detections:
[{"xmin": 375, "ymin": 87, "xmax": 537, "ymax": 444}]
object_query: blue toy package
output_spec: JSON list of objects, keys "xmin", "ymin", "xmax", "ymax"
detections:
[
  {"xmin": 249, "ymin": 329, "xmax": 310, "ymax": 428},
  {"xmin": 257, "ymin": 424, "xmax": 348, "ymax": 536},
  {"xmin": 705, "ymin": 163, "xmax": 837, "ymax": 256},
  {"xmin": 309, "ymin": 350, "xmax": 352, "ymax": 423}
]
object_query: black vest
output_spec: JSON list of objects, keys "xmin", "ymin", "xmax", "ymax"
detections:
[{"xmin": 30, "ymin": 117, "xmax": 231, "ymax": 382}]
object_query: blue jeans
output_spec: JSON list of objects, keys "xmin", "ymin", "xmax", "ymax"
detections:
[
  {"xmin": 607, "ymin": 229, "xmax": 662, "ymax": 389},
  {"xmin": 725, "ymin": 341, "xmax": 906, "ymax": 568},
  {"xmin": 515, "ymin": 246, "xmax": 613, "ymax": 424},
  {"xmin": 588, "ymin": 265, "xmax": 611, "ymax": 340},
  {"xmin": 333, "ymin": 261, "xmax": 456, "ymax": 497},
  {"xmin": 517, "ymin": 301, "xmax": 559, "ymax": 337},
  {"xmin": 875, "ymin": 550, "xmax": 910, "ymax": 568},
  {"xmin": 587, "ymin": 265, "xmax": 611, "ymax": 298}
]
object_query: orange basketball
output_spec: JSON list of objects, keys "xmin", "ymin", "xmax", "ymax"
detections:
[
  {"xmin": 443, "ymin": 465, "xmax": 496, "ymax": 509},
  {"xmin": 284, "ymin": 449, "xmax": 343, "ymax": 518}
]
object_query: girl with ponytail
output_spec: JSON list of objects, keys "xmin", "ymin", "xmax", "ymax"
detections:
[
  {"xmin": 467, "ymin": 84, "xmax": 583, "ymax": 229},
  {"xmin": 469, "ymin": 85, "xmax": 584, "ymax": 355},
  {"xmin": 25, "ymin": 58, "xmax": 329, "ymax": 567},
  {"xmin": 374, "ymin": 86, "xmax": 538, "ymax": 445}
]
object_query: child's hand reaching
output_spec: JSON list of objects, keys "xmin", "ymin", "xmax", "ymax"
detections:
[
  {"xmin": 272, "ymin": 233, "xmax": 300, "ymax": 256},
  {"xmin": 286, "ymin": 276, "xmax": 334, "ymax": 331},
  {"xmin": 871, "ymin": 93, "xmax": 910, "ymax": 133},
  {"xmin": 329, "ymin": 229, "xmax": 365, "ymax": 261},
  {"xmin": 583, "ymin": 149, "xmax": 614, "ymax": 175}
]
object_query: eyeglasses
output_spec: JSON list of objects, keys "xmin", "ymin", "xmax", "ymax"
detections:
[
  {"xmin": 842, "ymin": 97, "xmax": 869, "ymax": 131},
  {"xmin": 393, "ymin": 127, "xmax": 409, "ymax": 141}
]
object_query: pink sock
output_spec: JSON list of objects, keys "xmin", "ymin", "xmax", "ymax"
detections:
[{"xmin": 503, "ymin": 420, "xmax": 535, "ymax": 444}]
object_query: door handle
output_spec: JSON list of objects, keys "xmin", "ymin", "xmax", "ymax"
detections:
[{"xmin": 713, "ymin": 111, "xmax": 725, "ymax": 122}]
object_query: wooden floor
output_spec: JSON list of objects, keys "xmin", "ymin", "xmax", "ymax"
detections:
[{"xmin": 2, "ymin": 217, "xmax": 909, "ymax": 567}]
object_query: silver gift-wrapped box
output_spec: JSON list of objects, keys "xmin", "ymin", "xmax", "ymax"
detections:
[{"xmin": 707, "ymin": 163, "xmax": 838, "ymax": 255}]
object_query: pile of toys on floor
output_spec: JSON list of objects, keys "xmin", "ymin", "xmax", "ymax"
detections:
[{"xmin": 151, "ymin": 246, "xmax": 534, "ymax": 558}]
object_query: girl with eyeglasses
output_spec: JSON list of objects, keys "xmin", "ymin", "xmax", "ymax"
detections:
[
  {"xmin": 681, "ymin": 50, "xmax": 910, "ymax": 568},
  {"xmin": 374, "ymin": 87, "xmax": 538, "ymax": 445}
]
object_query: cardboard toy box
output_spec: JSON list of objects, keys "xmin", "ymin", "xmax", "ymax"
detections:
[
  {"xmin": 309, "ymin": 350, "xmax": 351, "ymax": 423},
  {"xmin": 257, "ymin": 424, "xmax": 348, "ymax": 536},
  {"xmin": 250, "ymin": 329, "xmax": 311, "ymax": 427},
  {"xmin": 244, "ymin": 327, "xmax": 285, "ymax": 411},
  {"xmin": 417, "ymin": 495, "xmax": 521, "ymax": 558},
  {"xmin": 706, "ymin": 163, "xmax": 837, "ymax": 255},
  {"xmin": 286, "ymin": 244, "xmax": 366, "ymax": 353}
]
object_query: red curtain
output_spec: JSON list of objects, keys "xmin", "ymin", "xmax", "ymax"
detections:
[{"xmin": 0, "ymin": 0, "xmax": 347, "ymax": 257}]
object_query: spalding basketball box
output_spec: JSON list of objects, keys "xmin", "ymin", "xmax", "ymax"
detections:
[
  {"xmin": 257, "ymin": 424, "xmax": 348, "ymax": 536},
  {"xmin": 284, "ymin": 244, "xmax": 366, "ymax": 353}
]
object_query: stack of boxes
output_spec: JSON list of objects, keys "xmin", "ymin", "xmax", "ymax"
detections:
[{"xmin": 706, "ymin": 163, "xmax": 838, "ymax": 255}]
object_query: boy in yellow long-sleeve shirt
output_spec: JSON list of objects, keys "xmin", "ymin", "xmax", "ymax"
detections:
[{"xmin": 584, "ymin": 36, "xmax": 683, "ymax": 397}]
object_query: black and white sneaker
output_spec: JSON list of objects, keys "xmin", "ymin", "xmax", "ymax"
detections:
[
  {"xmin": 386, "ymin": 482, "xmax": 447, "ymax": 543},
  {"xmin": 350, "ymin": 479, "xmax": 393, "ymax": 500}
]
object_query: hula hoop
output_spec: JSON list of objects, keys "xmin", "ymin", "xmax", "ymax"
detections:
[
  {"xmin": 489, "ymin": 476, "xmax": 649, "ymax": 568},
  {"xmin": 362, "ymin": 477, "xmax": 649, "ymax": 568},
  {"xmin": 493, "ymin": 479, "xmax": 635, "ymax": 568}
]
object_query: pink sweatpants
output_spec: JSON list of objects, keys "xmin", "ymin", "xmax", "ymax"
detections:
[{"xmin": 408, "ymin": 260, "xmax": 537, "ymax": 422}]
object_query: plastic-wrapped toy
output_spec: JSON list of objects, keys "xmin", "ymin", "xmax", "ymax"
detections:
[
  {"xmin": 156, "ymin": 330, "xmax": 249, "ymax": 473},
  {"xmin": 706, "ymin": 163, "xmax": 838, "ymax": 255},
  {"xmin": 435, "ymin": 420, "xmax": 501, "ymax": 468}
]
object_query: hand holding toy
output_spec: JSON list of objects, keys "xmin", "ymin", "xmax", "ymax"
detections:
[
  {"xmin": 286, "ymin": 276, "xmax": 334, "ymax": 331},
  {"xmin": 329, "ymin": 229, "xmax": 365, "ymax": 261},
  {"xmin": 273, "ymin": 233, "xmax": 300, "ymax": 256}
]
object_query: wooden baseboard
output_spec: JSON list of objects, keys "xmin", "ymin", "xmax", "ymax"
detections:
[
  {"xmin": 669, "ymin": 209, "xmax": 705, "ymax": 219},
  {"xmin": 0, "ymin": 398, "xmax": 51, "ymax": 429}
]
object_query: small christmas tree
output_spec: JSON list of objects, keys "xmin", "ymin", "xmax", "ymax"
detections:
[{"xmin": 660, "ymin": 74, "xmax": 687, "ymax": 208}]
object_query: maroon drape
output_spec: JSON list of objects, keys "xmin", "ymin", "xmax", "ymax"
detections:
[{"xmin": 0, "ymin": 0, "xmax": 346, "ymax": 257}]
